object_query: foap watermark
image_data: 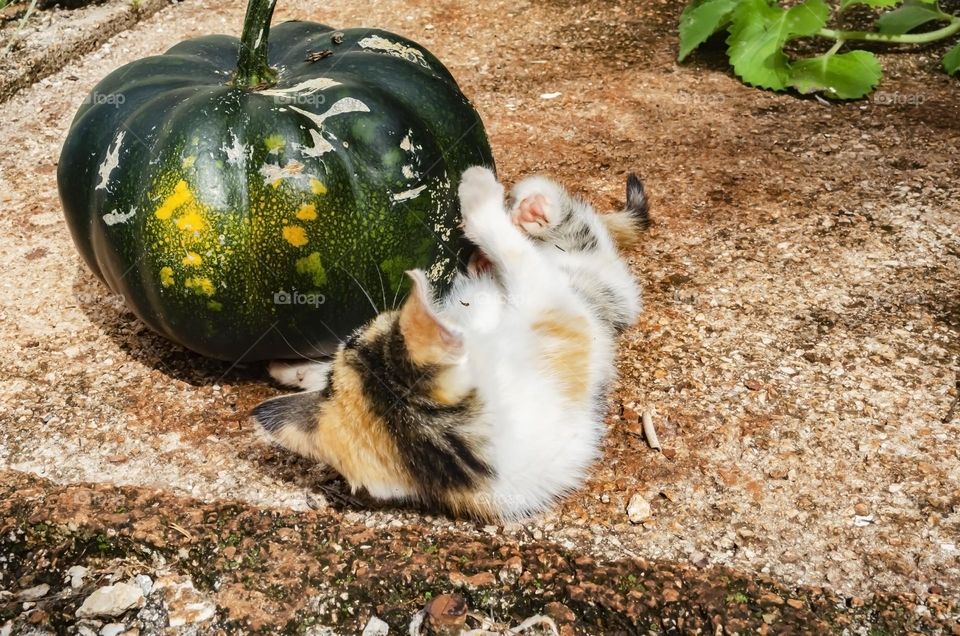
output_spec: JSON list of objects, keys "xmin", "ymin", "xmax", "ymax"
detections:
[
  {"xmin": 82, "ymin": 91, "xmax": 126, "ymax": 108},
  {"xmin": 673, "ymin": 90, "xmax": 726, "ymax": 106},
  {"xmin": 273, "ymin": 289, "xmax": 326, "ymax": 308},
  {"xmin": 873, "ymin": 91, "xmax": 925, "ymax": 106},
  {"xmin": 270, "ymin": 92, "xmax": 327, "ymax": 108}
]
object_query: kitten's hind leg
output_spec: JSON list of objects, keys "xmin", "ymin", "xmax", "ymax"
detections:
[
  {"xmin": 509, "ymin": 176, "xmax": 566, "ymax": 237},
  {"xmin": 268, "ymin": 360, "xmax": 332, "ymax": 392}
]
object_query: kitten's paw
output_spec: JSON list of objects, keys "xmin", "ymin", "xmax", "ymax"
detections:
[
  {"xmin": 268, "ymin": 360, "xmax": 331, "ymax": 391},
  {"xmin": 458, "ymin": 167, "xmax": 504, "ymax": 218},
  {"xmin": 510, "ymin": 176, "xmax": 564, "ymax": 236},
  {"xmin": 513, "ymin": 193, "xmax": 552, "ymax": 235}
]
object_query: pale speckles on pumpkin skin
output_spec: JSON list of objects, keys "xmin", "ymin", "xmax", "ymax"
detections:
[
  {"xmin": 357, "ymin": 35, "xmax": 431, "ymax": 69},
  {"xmin": 95, "ymin": 130, "xmax": 125, "ymax": 191}
]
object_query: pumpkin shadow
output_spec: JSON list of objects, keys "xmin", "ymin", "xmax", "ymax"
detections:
[
  {"xmin": 71, "ymin": 263, "xmax": 264, "ymax": 388},
  {"xmin": 73, "ymin": 264, "xmax": 430, "ymax": 518}
]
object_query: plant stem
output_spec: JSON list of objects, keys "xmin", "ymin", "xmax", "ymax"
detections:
[
  {"xmin": 234, "ymin": 0, "xmax": 279, "ymax": 89},
  {"xmin": 818, "ymin": 16, "xmax": 960, "ymax": 45},
  {"xmin": 825, "ymin": 39, "xmax": 844, "ymax": 57}
]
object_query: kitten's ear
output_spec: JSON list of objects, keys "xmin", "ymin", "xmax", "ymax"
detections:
[
  {"xmin": 399, "ymin": 269, "xmax": 464, "ymax": 366},
  {"xmin": 252, "ymin": 390, "xmax": 323, "ymax": 459}
]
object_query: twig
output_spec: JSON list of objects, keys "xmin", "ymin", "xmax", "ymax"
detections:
[
  {"xmin": 2, "ymin": 0, "xmax": 38, "ymax": 57},
  {"xmin": 642, "ymin": 409, "xmax": 661, "ymax": 451},
  {"xmin": 508, "ymin": 615, "xmax": 559, "ymax": 635},
  {"xmin": 167, "ymin": 522, "xmax": 193, "ymax": 541},
  {"xmin": 407, "ymin": 609, "xmax": 425, "ymax": 636},
  {"xmin": 944, "ymin": 394, "xmax": 959, "ymax": 424}
]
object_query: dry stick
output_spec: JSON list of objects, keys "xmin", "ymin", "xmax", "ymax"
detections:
[
  {"xmin": 508, "ymin": 615, "xmax": 559, "ymax": 635},
  {"xmin": 1, "ymin": 0, "xmax": 38, "ymax": 57},
  {"xmin": 407, "ymin": 610, "xmax": 426, "ymax": 636},
  {"xmin": 945, "ymin": 395, "xmax": 959, "ymax": 424},
  {"xmin": 642, "ymin": 409, "xmax": 661, "ymax": 451},
  {"xmin": 167, "ymin": 522, "xmax": 193, "ymax": 541}
]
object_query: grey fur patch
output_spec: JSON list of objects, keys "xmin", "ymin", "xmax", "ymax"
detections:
[{"xmin": 252, "ymin": 391, "xmax": 322, "ymax": 435}]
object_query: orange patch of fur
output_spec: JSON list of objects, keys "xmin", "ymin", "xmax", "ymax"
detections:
[
  {"xmin": 532, "ymin": 310, "xmax": 591, "ymax": 402},
  {"xmin": 601, "ymin": 211, "xmax": 643, "ymax": 251},
  {"xmin": 442, "ymin": 489, "xmax": 496, "ymax": 520},
  {"xmin": 400, "ymin": 294, "xmax": 460, "ymax": 367},
  {"xmin": 314, "ymin": 351, "xmax": 415, "ymax": 495}
]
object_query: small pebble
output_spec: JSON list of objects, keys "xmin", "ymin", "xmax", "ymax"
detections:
[
  {"xmin": 17, "ymin": 584, "xmax": 49, "ymax": 601},
  {"xmin": 361, "ymin": 616, "xmax": 389, "ymax": 636},
  {"xmin": 626, "ymin": 494, "xmax": 651, "ymax": 524}
]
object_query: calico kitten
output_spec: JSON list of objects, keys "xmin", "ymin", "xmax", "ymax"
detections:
[{"xmin": 252, "ymin": 167, "xmax": 648, "ymax": 520}]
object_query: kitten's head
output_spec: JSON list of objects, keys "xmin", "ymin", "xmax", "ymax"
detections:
[{"xmin": 252, "ymin": 270, "xmax": 487, "ymax": 507}]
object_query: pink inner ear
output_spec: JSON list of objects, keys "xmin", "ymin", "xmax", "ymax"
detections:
[{"xmin": 400, "ymin": 270, "xmax": 464, "ymax": 361}]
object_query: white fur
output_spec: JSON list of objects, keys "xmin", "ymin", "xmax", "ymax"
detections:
[
  {"xmin": 268, "ymin": 360, "xmax": 331, "ymax": 391},
  {"xmin": 437, "ymin": 167, "xmax": 640, "ymax": 516},
  {"xmin": 269, "ymin": 168, "xmax": 641, "ymax": 518}
]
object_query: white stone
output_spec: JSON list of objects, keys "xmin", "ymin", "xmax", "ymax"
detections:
[
  {"xmin": 626, "ymin": 494, "xmax": 652, "ymax": 524},
  {"xmin": 17, "ymin": 584, "xmax": 49, "ymax": 600},
  {"xmin": 100, "ymin": 624, "xmax": 126, "ymax": 636},
  {"xmin": 134, "ymin": 574, "xmax": 153, "ymax": 596},
  {"xmin": 361, "ymin": 616, "xmax": 389, "ymax": 636},
  {"xmin": 76, "ymin": 583, "xmax": 144, "ymax": 618}
]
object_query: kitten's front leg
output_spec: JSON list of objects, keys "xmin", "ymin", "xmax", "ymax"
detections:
[
  {"xmin": 459, "ymin": 167, "xmax": 553, "ymax": 300},
  {"xmin": 459, "ymin": 167, "xmax": 532, "ymax": 267}
]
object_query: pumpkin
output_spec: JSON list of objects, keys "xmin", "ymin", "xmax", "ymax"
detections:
[{"xmin": 58, "ymin": 0, "xmax": 493, "ymax": 361}]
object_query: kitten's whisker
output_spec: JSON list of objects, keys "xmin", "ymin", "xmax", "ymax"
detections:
[
  {"xmin": 374, "ymin": 262, "xmax": 387, "ymax": 311},
  {"xmin": 391, "ymin": 271, "xmax": 405, "ymax": 310},
  {"xmin": 334, "ymin": 264, "xmax": 380, "ymax": 314},
  {"xmin": 267, "ymin": 325, "xmax": 333, "ymax": 365}
]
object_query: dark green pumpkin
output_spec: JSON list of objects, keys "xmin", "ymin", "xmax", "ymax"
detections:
[{"xmin": 59, "ymin": 0, "xmax": 492, "ymax": 361}]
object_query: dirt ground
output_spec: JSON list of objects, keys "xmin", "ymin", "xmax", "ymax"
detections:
[{"xmin": 1, "ymin": 0, "xmax": 958, "ymax": 632}]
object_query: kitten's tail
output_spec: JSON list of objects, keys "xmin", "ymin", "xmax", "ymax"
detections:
[{"xmin": 602, "ymin": 173, "xmax": 650, "ymax": 251}]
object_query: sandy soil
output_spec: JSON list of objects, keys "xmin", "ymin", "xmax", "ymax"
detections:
[
  {"xmin": 1, "ymin": 0, "xmax": 958, "ymax": 624},
  {"xmin": 0, "ymin": 0, "xmax": 169, "ymax": 102}
]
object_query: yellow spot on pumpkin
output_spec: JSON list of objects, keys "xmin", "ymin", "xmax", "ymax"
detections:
[
  {"xmin": 295, "ymin": 251, "xmax": 327, "ymax": 286},
  {"xmin": 175, "ymin": 209, "xmax": 207, "ymax": 233},
  {"xmin": 182, "ymin": 155, "xmax": 197, "ymax": 169},
  {"xmin": 155, "ymin": 180, "xmax": 192, "ymax": 220},
  {"xmin": 159, "ymin": 267, "xmax": 174, "ymax": 287},
  {"xmin": 310, "ymin": 178, "xmax": 327, "ymax": 195},
  {"xmin": 282, "ymin": 225, "xmax": 309, "ymax": 247},
  {"xmin": 182, "ymin": 251, "xmax": 202, "ymax": 266},
  {"xmin": 296, "ymin": 203, "xmax": 317, "ymax": 221},
  {"xmin": 265, "ymin": 135, "xmax": 286, "ymax": 153},
  {"xmin": 185, "ymin": 276, "xmax": 215, "ymax": 296}
]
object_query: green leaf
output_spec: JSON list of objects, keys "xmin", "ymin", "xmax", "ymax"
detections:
[
  {"xmin": 726, "ymin": 0, "xmax": 830, "ymax": 90},
  {"xmin": 789, "ymin": 50, "xmax": 883, "ymax": 99},
  {"xmin": 945, "ymin": 42, "xmax": 960, "ymax": 75},
  {"xmin": 839, "ymin": 0, "xmax": 899, "ymax": 11},
  {"xmin": 678, "ymin": 0, "xmax": 741, "ymax": 61},
  {"xmin": 877, "ymin": 1, "xmax": 945, "ymax": 35}
]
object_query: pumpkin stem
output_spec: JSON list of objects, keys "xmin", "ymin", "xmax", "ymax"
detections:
[{"xmin": 234, "ymin": 0, "xmax": 279, "ymax": 88}]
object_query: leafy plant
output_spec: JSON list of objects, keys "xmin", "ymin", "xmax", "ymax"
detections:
[{"xmin": 678, "ymin": 0, "xmax": 960, "ymax": 99}]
